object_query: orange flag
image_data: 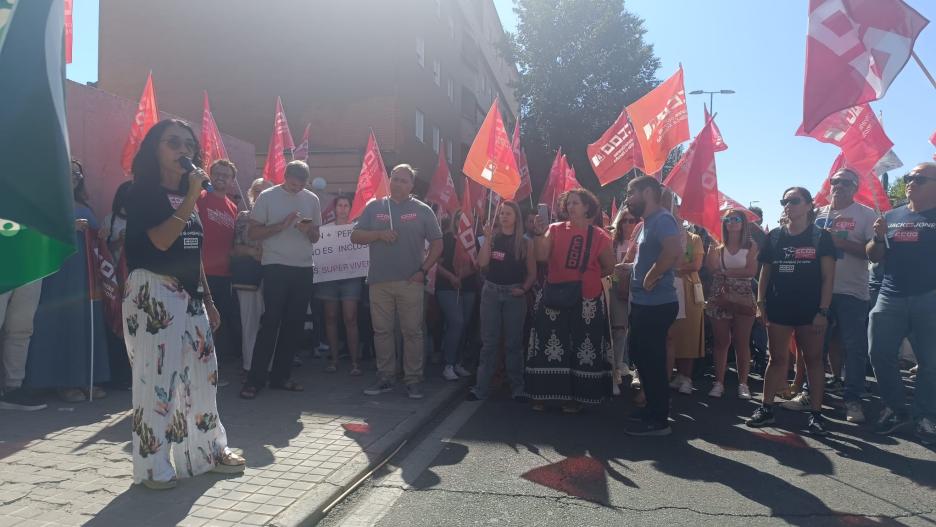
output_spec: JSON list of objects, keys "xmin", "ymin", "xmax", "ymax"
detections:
[
  {"xmin": 349, "ymin": 131, "xmax": 390, "ymax": 221},
  {"xmin": 463, "ymin": 99, "xmax": 522, "ymax": 199},
  {"xmin": 120, "ymin": 72, "xmax": 159, "ymax": 174},
  {"xmin": 626, "ymin": 67, "xmax": 690, "ymax": 175},
  {"xmin": 200, "ymin": 91, "xmax": 228, "ymax": 173},
  {"xmin": 261, "ymin": 97, "xmax": 295, "ymax": 184}
]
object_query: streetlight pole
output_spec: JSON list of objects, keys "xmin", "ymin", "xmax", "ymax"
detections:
[{"xmin": 688, "ymin": 89, "xmax": 735, "ymax": 115}]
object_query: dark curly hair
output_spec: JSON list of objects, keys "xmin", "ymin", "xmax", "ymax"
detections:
[
  {"xmin": 557, "ymin": 188, "xmax": 600, "ymax": 221},
  {"xmin": 131, "ymin": 119, "xmax": 202, "ymax": 190}
]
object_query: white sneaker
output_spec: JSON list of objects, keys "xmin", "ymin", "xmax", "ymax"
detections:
[
  {"xmin": 780, "ymin": 392, "xmax": 811, "ymax": 411},
  {"xmin": 442, "ymin": 366, "xmax": 459, "ymax": 381},
  {"xmin": 669, "ymin": 374, "xmax": 687, "ymax": 390},
  {"xmin": 678, "ymin": 378, "xmax": 693, "ymax": 395},
  {"xmin": 454, "ymin": 364, "xmax": 472, "ymax": 377},
  {"xmin": 845, "ymin": 401, "xmax": 865, "ymax": 423},
  {"xmin": 612, "ymin": 383, "xmax": 621, "ymax": 396},
  {"xmin": 737, "ymin": 384, "xmax": 751, "ymax": 400},
  {"xmin": 708, "ymin": 382, "xmax": 724, "ymax": 398}
]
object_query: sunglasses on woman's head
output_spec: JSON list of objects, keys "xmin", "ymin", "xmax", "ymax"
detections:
[
  {"xmin": 722, "ymin": 216, "xmax": 743, "ymax": 224},
  {"xmin": 780, "ymin": 197, "xmax": 804, "ymax": 206}
]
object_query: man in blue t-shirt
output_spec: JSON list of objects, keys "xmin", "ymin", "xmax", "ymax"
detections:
[
  {"xmin": 621, "ymin": 176, "xmax": 681, "ymax": 436},
  {"xmin": 867, "ymin": 162, "xmax": 936, "ymax": 445}
]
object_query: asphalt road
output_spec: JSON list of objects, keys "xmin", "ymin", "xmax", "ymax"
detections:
[{"xmin": 322, "ymin": 379, "xmax": 936, "ymax": 527}]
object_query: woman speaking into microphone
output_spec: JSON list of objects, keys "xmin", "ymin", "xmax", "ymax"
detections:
[{"xmin": 123, "ymin": 119, "xmax": 244, "ymax": 490}]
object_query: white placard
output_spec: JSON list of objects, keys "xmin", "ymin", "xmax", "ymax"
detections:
[{"xmin": 312, "ymin": 224, "xmax": 369, "ymax": 283}]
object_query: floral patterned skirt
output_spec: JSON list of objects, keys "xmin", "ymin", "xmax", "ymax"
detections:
[
  {"xmin": 123, "ymin": 269, "xmax": 231, "ymax": 484},
  {"xmin": 524, "ymin": 290, "xmax": 613, "ymax": 404}
]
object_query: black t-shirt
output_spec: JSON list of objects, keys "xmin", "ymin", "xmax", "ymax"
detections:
[
  {"xmin": 880, "ymin": 205, "xmax": 936, "ymax": 297},
  {"xmin": 758, "ymin": 224, "xmax": 835, "ymax": 314},
  {"xmin": 436, "ymin": 232, "xmax": 478, "ymax": 292},
  {"xmin": 125, "ymin": 184, "xmax": 204, "ymax": 297},
  {"xmin": 485, "ymin": 233, "xmax": 526, "ymax": 286}
]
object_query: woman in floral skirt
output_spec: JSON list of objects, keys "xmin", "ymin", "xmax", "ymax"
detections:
[{"xmin": 123, "ymin": 119, "xmax": 245, "ymax": 490}]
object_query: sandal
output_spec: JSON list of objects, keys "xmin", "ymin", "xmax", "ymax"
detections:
[
  {"xmin": 270, "ymin": 380, "xmax": 304, "ymax": 392},
  {"xmin": 210, "ymin": 451, "xmax": 246, "ymax": 474},
  {"xmin": 142, "ymin": 478, "xmax": 177, "ymax": 490},
  {"xmin": 349, "ymin": 366, "xmax": 363, "ymax": 376},
  {"xmin": 239, "ymin": 385, "xmax": 259, "ymax": 400}
]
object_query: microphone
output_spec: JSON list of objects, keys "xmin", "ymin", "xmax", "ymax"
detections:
[{"xmin": 179, "ymin": 156, "xmax": 213, "ymax": 192}]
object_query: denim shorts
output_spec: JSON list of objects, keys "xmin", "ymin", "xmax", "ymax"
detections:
[{"xmin": 314, "ymin": 278, "xmax": 364, "ymax": 301}]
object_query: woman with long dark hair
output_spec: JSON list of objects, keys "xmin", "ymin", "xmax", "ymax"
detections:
[
  {"xmin": 122, "ymin": 119, "xmax": 244, "ymax": 489},
  {"xmin": 470, "ymin": 200, "xmax": 536, "ymax": 400},
  {"xmin": 747, "ymin": 187, "xmax": 835, "ymax": 435},
  {"xmin": 528, "ymin": 189, "xmax": 615, "ymax": 413}
]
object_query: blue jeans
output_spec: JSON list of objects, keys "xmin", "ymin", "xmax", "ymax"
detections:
[
  {"xmin": 436, "ymin": 290, "xmax": 476, "ymax": 367},
  {"xmin": 869, "ymin": 290, "xmax": 936, "ymax": 420},
  {"xmin": 826, "ymin": 293, "xmax": 869, "ymax": 402},
  {"xmin": 472, "ymin": 282, "xmax": 527, "ymax": 399}
]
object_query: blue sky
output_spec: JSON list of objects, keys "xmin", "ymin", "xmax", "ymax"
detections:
[{"xmin": 69, "ymin": 1, "xmax": 935, "ymax": 226}]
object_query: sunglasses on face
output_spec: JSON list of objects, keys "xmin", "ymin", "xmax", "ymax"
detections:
[
  {"xmin": 722, "ymin": 216, "xmax": 743, "ymax": 224},
  {"xmin": 830, "ymin": 178, "xmax": 856, "ymax": 187},
  {"xmin": 905, "ymin": 175, "xmax": 936, "ymax": 186},
  {"xmin": 780, "ymin": 197, "xmax": 804, "ymax": 206},
  {"xmin": 161, "ymin": 137, "xmax": 196, "ymax": 152}
]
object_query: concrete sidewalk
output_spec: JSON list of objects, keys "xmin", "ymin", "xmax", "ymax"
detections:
[{"xmin": 0, "ymin": 356, "xmax": 468, "ymax": 527}]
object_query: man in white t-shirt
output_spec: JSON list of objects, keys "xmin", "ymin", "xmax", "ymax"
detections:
[
  {"xmin": 814, "ymin": 168, "xmax": 877, "ymax": 423},
  {"xmin": 242, "ymin": 161, "xmax": 321, "ymax": 399}
]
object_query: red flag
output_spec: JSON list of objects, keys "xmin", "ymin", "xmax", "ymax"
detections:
[
  {"xmin": 200, "ymin": 91, "xmax": 228, "ymax": 174},
  {"xmin": 467, "ymin": 178, "xmax": 486, "ymax": 220},
  {"xmin": 426, "ymin": 140, "xmax": 459, "ymax": 216},
  {"xmin": 349, "ymin": 131, "xmax": 390, "ymax": 221},
  {"xmin": 463, "ymin": 100, "xmax": 522, "ymax": 199},
  {"xmin": 120, "ymin": 72, "xmax": 159, "ymax": 174},
  {"xmin": 814, "ymin": 152, "xmax": 891, "ymax": 212},
  {"xmin": 560, "ymin": 156, "xmax": 579, "ymax": 194},
  {"xmin": 540, "ymin": 148, "xmax": 564, "ymax": 212},
  {"xmin": 64, "ymin": 0, "xmax": 74, "ymax": 64},
  {"xmin": 627, "ymin": 67, "xmax": 690, "ymax": 175},
  {"xmin": 705, "ymin": 105, "xmax": 727, "ymax": 152},
  {"xmin": 797, "ymin": 103, "xmax": 893, "ymax": 178},
  {"xmin": 293, "ymin": 123, "xmax": 311, "ymax": 162},
  {"xmin": 588, "ymin": 109, "xmax": 645, "ymax": 186},
  {"xmin": 802, "ymin": 0, "xmax": 929, "ymax": 133},
  {"xmin": 511, "ymin": 121, "xmax": 533, "ymax": 201},
  {"xmin": 718, "ymin": 191, "xmax": 759, "ymax": 223},
  {"xmin": 261, "ymin": 97, "xmax": 295, "ymax": 184},
  {"xmin": 84, "ymin": 229, "xmax": 124, "ymax": 336},
  {"xmin": 663, "ymin": 118, "xmax": 721, "ymax": 241},
  {"xmin": 455, "ymin": 185, "xmax": 478, "ymax": 273}
]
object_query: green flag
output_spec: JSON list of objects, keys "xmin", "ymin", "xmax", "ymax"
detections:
[{"xmin": 0, "ymin": 0, "xmax": 76, "ymax": 293}]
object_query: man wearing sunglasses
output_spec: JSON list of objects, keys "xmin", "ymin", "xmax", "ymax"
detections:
[
  {"xmin": 812, "ymin": 169, "xmax": 877, "ymax": 424},
  {"xmin": 867, "ymin": 162, "xmax": 936, "ymax": 445}
]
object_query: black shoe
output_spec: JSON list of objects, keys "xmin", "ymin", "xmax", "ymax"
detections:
[
  {"xmin": 824, "ymin": 377, "xmax": 844, "ymax": 395},
  {"xmin": 626, "ymin": 408, "xmax": 652, "ymax": 423},
  {"xmin": 875, "ymin": 407, "xmax": 910, "ymax": 435},
  {"xmin": 807, "ymin": 413, "xmax": 829, "ymax": 436},
  {"xmin": 625, "ymin": 420, "xmax": 672, "ymax": 436},
  {"xmin": 746, "ymin": 406, "xmax": 775, "ymax": 428},
  {"xmin": 0, "ymin": 388, "xmax": 47, "ymax": 411},
  {"xmin": 465, "ymin": 392, "xmax": 480, "ymax": 402}
]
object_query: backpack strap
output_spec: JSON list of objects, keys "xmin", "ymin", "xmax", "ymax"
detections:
[{"xmin": 579, "ymin": 225, "xmax": 595, "ymax": 276}]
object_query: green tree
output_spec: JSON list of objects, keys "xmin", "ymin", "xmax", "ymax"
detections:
[
  {"xmin": 887, "ymin": 175, "xmax": 907, "ymax": 207},
  {"xmin": 505, "ymin": 0, "xmax": 661, "ymax": 206}
]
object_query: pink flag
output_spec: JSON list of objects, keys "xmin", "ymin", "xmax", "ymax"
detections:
[
  {"xmin": 200, "ymin": 92, "xmax": 228, "ymax": 174},
  {"xmin": 426, "ymin": 140, "xmax": 459, "ymax": 216},
  {"xmin": 588, "ymin": 109, "xmax": 645, "ymax": 186},
  {"xmin": 120, "ymin": 72, "xmax": 159, "ymax": 174},
  {"xmin": 349, "ymin": 131, "xmax": 390, "ymax": 221},
  {"xmin": 261, "ymin": 97, "xmax": 294, "ymax": 184},
  {"xmin": 293, "ymin": 123, "xmax": 311, "ymax": 162},
  {"xmin": 511, "ymin": 121, "xmax": 533, "ymax": 201},
  {"xmin": 802, "ymin": 0, "xmax": 929, "ymax": 132},
  {"xmin": 797, "ymin": 103, "xmax": 893, "ymax": 178}
]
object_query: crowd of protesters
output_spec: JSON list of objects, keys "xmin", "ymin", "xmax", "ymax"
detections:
[{"xmin": 0, "ymin": 118, "xmax": 933, "ymax": 488}]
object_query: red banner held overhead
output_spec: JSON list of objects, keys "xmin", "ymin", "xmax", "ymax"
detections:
[
  {"xmin": 463, "ymin": 100, "xmax": 522, "ymax": 200},
  {"xmin": 626, "ymin": 67, "xmax": 690, "ymax": 176},
  {"xmin": 293, "ymin": 123, "xmax": 311, "ymax": 162},
  {"xmin": 814, "ymin": 152, "xmax": 891, "ymax": 212},
  {"xmin": 120, "ymin": 72, "xmax": 159, "ymax": 174},
  {"xmin": 664, "ymin": 117, "xmax": 721, "ymax": 241},
  {"xmin": 797, "ymin": 103, "xmax": 893, "ymax": 178},
  {"xmin": 588, "ymin": 109, "xmax": 644, "ymax": 186},
  {"xmin": 261, "ymin": 97, "xmax": 295, "ymax": 184},
  {"xmin": 802, "ymin": 0, "xmax": 929, "ymax": 133},
  {"xmin": 200, "ymin": 91, "xmax": 228, "ymax": 173},
  {"xmin": 426, "ymin": 140, "xmax": 459, "ymax": 217},
  {"xmin": 349, "ymin": 131, "xmax": 390, "ymax": 221}
]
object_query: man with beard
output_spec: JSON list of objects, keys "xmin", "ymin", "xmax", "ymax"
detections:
[{"xmin": 622, "ymin": 176, "xmax": 681, "ymax": 436}]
